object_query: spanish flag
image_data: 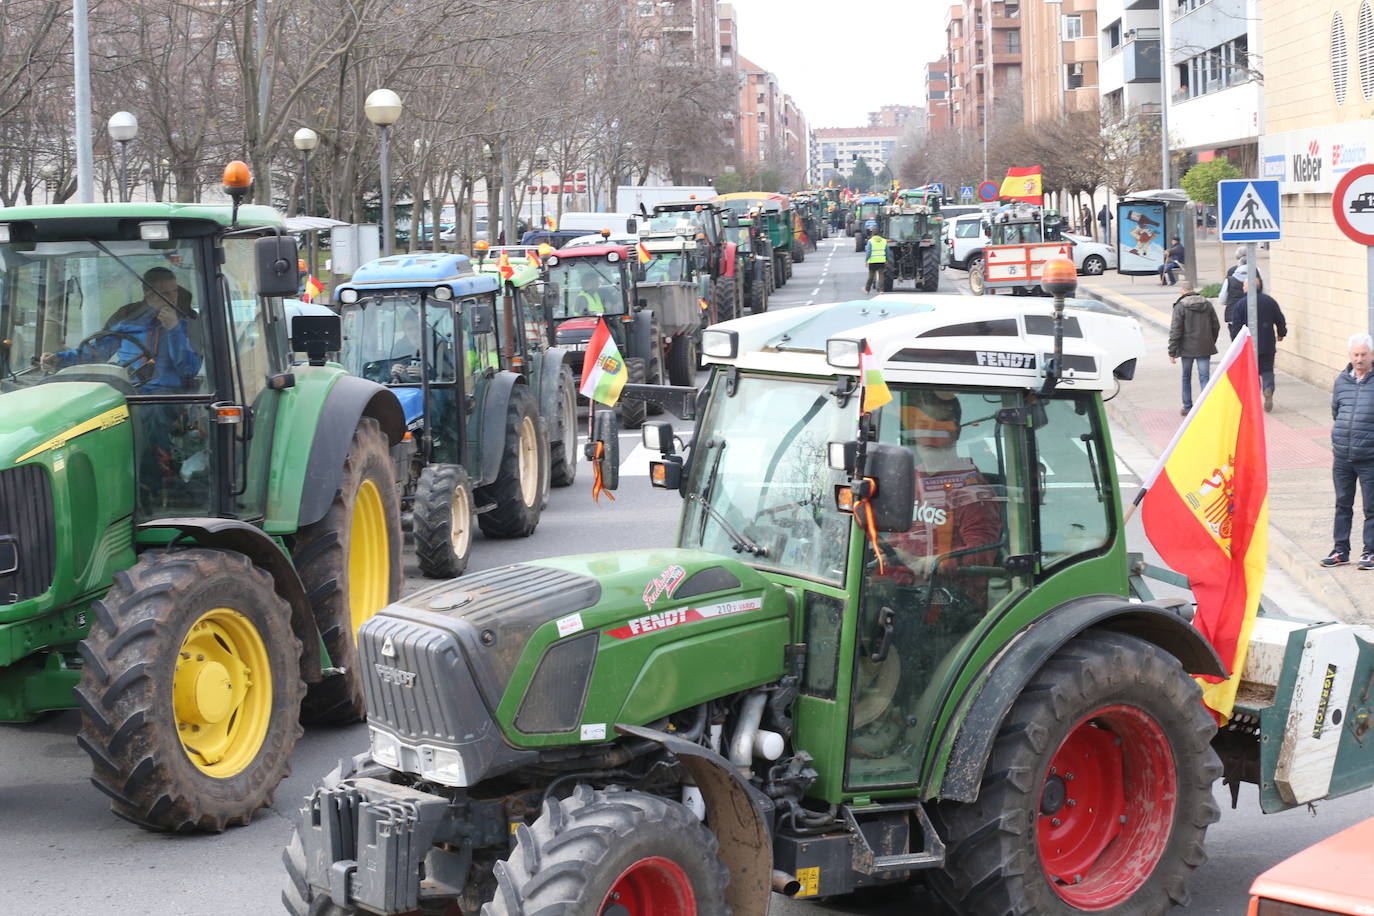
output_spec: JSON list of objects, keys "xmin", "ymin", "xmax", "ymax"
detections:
[
  {"xmin": 498, "ymin": 250, "xmax": 514, "ymax": 281},
  {"xmin": 527, "ymin": 247, "xmax": 542, "ymax": 269},
  {"xmin": 858, "ymin": 340, "xmax": 892, "ymax": 414},
  {"xmin": 303, "ymin": 274, "xmax": 323, "ymax": 303},
  {"xmin": 1138, "ymin": 328, "xmax": 1268, "ymax": 722},
  {"xmin": 578, "ymin": 318, "xmax": 628, "ymax": 406},
  {"xmin": 637, "ymin": 240, "xmax": 653, "ymax": 264},
  {"xmin": 999, "ymin": 166, "xmax": 1043, "ymax": 205}
]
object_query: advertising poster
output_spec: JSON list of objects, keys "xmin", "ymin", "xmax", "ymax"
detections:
[{"xmin": 1116, "ymin": 203, "xmax": 1166, "ymax": 276}]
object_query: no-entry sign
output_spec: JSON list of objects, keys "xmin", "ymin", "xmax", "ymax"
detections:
[
  {"xmin": 977, "ymin": 181, "xmax": 998, "ymax": 202},
  {"xmin": 1333, "ymin": 163, "xmax": 1374, "ymax": 246}
]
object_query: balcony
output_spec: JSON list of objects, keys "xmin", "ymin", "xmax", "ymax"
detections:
[
  {"xmin": 1122, "ymin": 35, "xmax": 1160, "ymax": 82},
  {"xmin": 1124, "ymin": 0, "xmax": 1159, "ymax": 8}
]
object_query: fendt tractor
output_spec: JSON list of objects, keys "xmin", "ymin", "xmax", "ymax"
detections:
[
  {"xmin": 284, "ymin": 263, "xmax": 1374, "ymax": 915},
  {"xmin": 543, "ymin": 243, "xmax": 699, "ymax": 427},
  {"xmin": 970, "ymin": 202, "xmax": 1072, "ymax": 296},
  {"xmin": 333, "ymin": 250, "xmax": 571, "ymax": 579},
  {"xmin": 642, "ymin": 201, "xmax": 743, "ymax": 323},
  {"xmin": 879, "ymin": 196, "xmax": 944, "ymax": 292},
  {"xmin": 715, "ymin": 192, "xmax": 796, "ymax": 288},
  {"xmin": 0, "ymin": 164, "xmax": 408, "ymax": 832}
]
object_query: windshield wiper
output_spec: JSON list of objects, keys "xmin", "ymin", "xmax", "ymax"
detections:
[
  {"xmin": 86, "ymin": 238, "xmax": 180, "ymax": 312},
  {"xmin": 686, "ymin": 493, "xmax": 767, "ymax": 557}
]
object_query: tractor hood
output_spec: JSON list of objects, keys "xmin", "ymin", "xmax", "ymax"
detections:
[
  {"xmin": 357, "ymin": 549, "xmax": 790, "ymax": 787},
  {"xmin": 0, "ymin": 382, "xmax": 129, "ymax": 469}
]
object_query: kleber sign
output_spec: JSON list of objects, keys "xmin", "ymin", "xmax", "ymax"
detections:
[{"xmin": 1260, "ymin": 121, "xmax": 1374, "ymax": 194}]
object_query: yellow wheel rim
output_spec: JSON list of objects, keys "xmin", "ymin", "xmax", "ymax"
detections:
[
  {"xmin": 348, "ymin": 478, "xmax": 390, "ymax": 634},
  {"xmin": 449, "ymin": 482, "xmax": 471, "ymax": 556},
  {"xmin": 517, "ymin": 415, "xmax": 538, "ymax": 508},
  {"xmin": 173, "ymin": 608, "xmax": 272, "ymax": 777}
]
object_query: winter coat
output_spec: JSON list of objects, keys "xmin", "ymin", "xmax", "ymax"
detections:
[
  {"xmin": 1227, "ymin": 291, "xmax": 1286, "ymax": 352},
  {"xmin": 1332, "ymin": 367, "xmax": 1374, "ymax": 461},
  {"xmin": 1167, "ymin": 294, "xmax": 1220, "ymax": 358}
]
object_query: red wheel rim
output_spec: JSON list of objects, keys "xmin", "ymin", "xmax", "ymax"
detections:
[
  {"xmin": 1037, "ymin": 704, "xmax": 1177, "ymax": 909},
  {"xmin": 600, "ymin": 856, "xmax": 696, "ymax": 915}
]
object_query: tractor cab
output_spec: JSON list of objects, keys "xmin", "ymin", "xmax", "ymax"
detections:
[{"xmin": 974, "ymin": 204, "xmax": 1074, "ymax": 295}]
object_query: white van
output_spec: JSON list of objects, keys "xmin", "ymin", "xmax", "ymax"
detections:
[{"xmin": 557, "ymin": 212, "xmax": 640, "ymax": 235}]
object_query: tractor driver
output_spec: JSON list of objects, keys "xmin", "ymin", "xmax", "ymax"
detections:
[
  {"xmin": 389, "ymin": 307, "xmax": 455, "ymax": 382},
  {"xmin": 875, "ymin": 390, "xmax": 1002, "ymax": 616},
  {"xmin": 43, "ymin": 266, "xmax": 203, "ymax": 394},
  {"xmin": 573, "ymin": 271, "xmax": 611, "ymax": 316}
]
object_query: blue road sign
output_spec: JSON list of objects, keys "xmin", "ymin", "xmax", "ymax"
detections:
[
  {"xmin": 1219, "ymin": 178, "xmax": 1282, "ymax": 242},
  {"xmin": 929, "ymin": 183, "xmax": 943, "ymax": 196},
  {"xmin": 960, "ymin": 185, "xmax": 975, "ymax": 200}
]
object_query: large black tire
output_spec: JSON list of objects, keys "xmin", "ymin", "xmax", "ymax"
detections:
[
  {"xmin": 76, "ymin": 548, "xmax": 305, "ymax": 832},
  {"xmin": 750, "ymin": 275, "xmax": 767, "ymax": 314},
  {"xmin": 615, "ymin": 356, "xmax": 648, "ymax": 429},
  {"xmin": 715, "ymin": 277, "xmax": 738, "ymax": 323},
  {"xmin": 927, "ymin": 630, "xmax": 1221, "ymax": 915},
  {"xmin": 476, "ymin": 383, "xmax": 544, "ymax": 539},
  {"xmin": 282, "ymin": 752, "xmax": 387, "ymax": 916},
  {"xmin": 793, "ymin": 242, "xmax": 806, "ymax": 262},
  {"xmin": 774, "ymin": 252, "xmax": 787, "ymax": 287},
  {"xmin": 783, "ymin": 250, "xmax": 793, "ymax": 279},
  {"xmin": 412, "ymin": 463, "xmax": 474, "ymax": 579},
  {"xmin": 292, "ymin": 417, "xmax": 403, "ymax": 724},
  {"xmin": 549, "ymin": 366, "xmax": 578, "ymax": 488},
  {"xmin": 764, "ymin": 258, "xmax": 776, "ymax": 293},
  {"xmin": 667, "ymin": 333, "xmax": 697, "ymax": 386},
  {"xmin": 855, "ymin": 233, "xmax": 864, "ymax": 252},
  {"xmin": 921, "ymin": 246, "xmax": 941, "ymax": 292},
  {"xmin": 485, "ymin": 785, "xmax": 731, "ymax": 915}
]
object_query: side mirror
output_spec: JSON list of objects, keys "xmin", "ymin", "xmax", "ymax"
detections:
[
  {"xmin": 863, "ymin": 443, "xmax": 915, "ymax": 532},
  {"xmin": 256, "ymin": 235, "xmax": 300, "ymax": 298},
  {"xmin": 290, "ymin": 314, "xmax": 341, "ymax": 366},
  {"xmin": 586, "ymin": 409, "xmax": 620, "ymax": 491},
  {"xmin": 469, "ymin": 301, "xmax": 495, "ymax": 335}
]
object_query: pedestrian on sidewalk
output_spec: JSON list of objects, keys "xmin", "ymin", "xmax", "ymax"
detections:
[
  {"xmin": 1228, "ymin": 276, "xmax": 1286, "ymax": 411},
  {"xmin": 1221, "ymin": 250, "xmax": 1251, "ymax": 326},
  {"xmin": 1167, "ymin": 283, "xmax": 1220, "ymax": 416},
  {"xmin": 1079, "ymin": 204, "xmax": 1092, "ymax": 238},
  {"xmin": 1098, "ymin": 204, "xmax": 1112, "ymax": 242},
  {"xmin": 1158, "ymin": 237, "xmax": 1185, "ymax": 285},
  {"xmin": 864, "ymin": 229, "xmax": 890, "ymax": 293},
  {"xmin": 1322, "ymin": 333, "xmax": 1374, "ymax": 569}
]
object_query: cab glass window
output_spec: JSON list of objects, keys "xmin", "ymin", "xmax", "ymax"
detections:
[{"xmin": 1034, "ymin": 393, "xmax": 1112, "ymax": 570}]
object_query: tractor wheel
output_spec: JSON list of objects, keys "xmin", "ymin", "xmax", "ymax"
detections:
[
  {"xmin": 794, "ymin": 243, "xmax": 806, "ymax": 262},
  {"xmin": 854, "ymin": 234, "xmax": 864, "ymax": 253},
  {"xmin": 921, "ymin": 246, "xmax": 941, "ymax": 292},
  {"xmin": 881, "ymin": 267, "xmax": 894, "ymax": 292},
  {"xmin": 412, "ymin": 463, "xmax": 474, "ymax": 579},
  {"xmin": 667, "ymin": 333, "xmax": 697, "ymax": 386},
  {"xmin": 783, "ymin": 250, "xmax": 793, "ymax": 279},
  {"xmin": 292, "ymin": 417, "xmax": 402, "ymax": 724},
  {"xmin": 76, "ymin": 548, "xmax": 305, "ymax": 832},
  {"xmin": 927, "ymin": 629, "xmax": 1220, "ymax": 915},
  {"xmin": 282, "ymin": 752, "xmax": 388, "ymax": 916},
  {"xmin": 476, "ymin": 383, "xmax": 544, "ymax": 539},
  {"xmin": 764, "ymin": 258, "xmax": 776, "ymax": 292},
  {"xmin": 1082, "ymin": 254, "xmax": 1107, "ymax": 276},
  {"xmin": 615, "ymin": 356, "xmax": 648, "ymax": 429},
  {"xmin": 646, "ymin": 356, "xmax": 665, "ymax": 416},
  {"xmin": 549, "ymin": 366, "xmax": 578, "ymax": 488},
  {"xmin": 751, "ymin": 277, "xmax": 767, "ymax": 314},
  {"xmin": 715, "ymin": 278, "xmax": 737, "ymax": 323},
  {"xmin": 967, "ymin": 255, "xmax": 986, "ymax": 295},
  {"xmin": 485, "ymin": 785, "xmax": 730, "ymax": 916}
]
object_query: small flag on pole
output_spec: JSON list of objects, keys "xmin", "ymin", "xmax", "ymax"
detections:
[
  {"xmin": 527, "ymin": 247, "xmax": 542, "ymax": 269},
  {"xmin": 698, "ymin": 297, "xmax": 710, "ymax": 312},
  {"xmin": 578, "ymin": 318, "xmax": 629, "ymax": 407},
  {"xmin": 859, "ymin": 340, "xmax": 892, "ymax": 414},
  {"xmin": 999, "ymin": 166, "xmax": 1044, "ymax": 205},
  {"xmin": 544, "ymin": 215, "xmax": 555, "ymax": 230},
  {"xmin": 637, "ymin": 240, "xmax": 653, "ymax": 264},
  {"xmin": 303, "ymin": 275, "xmax": 323, "ymax": 303},
  {"xmin": 498, "ymin": 250, "xmax": 514, "ymax": 281}
]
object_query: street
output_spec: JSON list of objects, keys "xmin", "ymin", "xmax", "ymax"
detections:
[{"xmin": 0, "ymin": 234, "xmax": 1365, "ymax": 915}]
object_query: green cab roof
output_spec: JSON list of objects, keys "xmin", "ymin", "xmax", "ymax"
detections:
[{"xmin": 0, "ymin": 201, "xmax": 283, "ymax": 229}]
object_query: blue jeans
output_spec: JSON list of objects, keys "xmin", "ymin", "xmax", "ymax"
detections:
[
  {"xmin": 1333, "ymin": 455, "xmax": 1374, "ymax": 554},
  {"xmin": 1181, "ymin": 357, "xmax": 1211, "ymax": 409},
  {"xmin": 1258, "ymin": 352, "xmax": 1276, "ymax": 392},
  {"xmin": 1159, "ymin": 260, "xmax": 1182, "ymax": 283}
]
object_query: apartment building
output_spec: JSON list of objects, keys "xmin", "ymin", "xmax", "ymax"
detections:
[
  {"xmin": 926, "ymin": 58, "xmax": 952, "ymax": 133},
  {"xmin": 1096, "ymin": 0, "xmax": 1164, "ymax": 123},
  {"xmin": 1166, "ymin": 0, "xmax": 1263, "ymax": 172},
  {"xmin": 1022, "ymin": 0, "xmax": 1099, "ymax": 123},
  {"xmin": 813, "ymin": 127, "xmax": 902, "ymax": 182},
  {"xmin": 945, "ymin": 0, "xmax": 1025, "ymax": 136},
  {"xmin": 629, "ymin": 0, "xmax": 719, "ymax": 63}
]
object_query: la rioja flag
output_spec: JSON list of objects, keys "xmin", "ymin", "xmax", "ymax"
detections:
[
  {"xmin": 578, "ymin": 318, "xmax": 629, "ymax": 407},
  {"xmin": 1138, "ymin": 328, "xmax": 1268, "ymax": 722}
]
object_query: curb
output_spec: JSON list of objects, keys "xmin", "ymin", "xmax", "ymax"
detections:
[{"xmin": 1079, "ymin": 284, "xmax": 1171, "ymax": 332}]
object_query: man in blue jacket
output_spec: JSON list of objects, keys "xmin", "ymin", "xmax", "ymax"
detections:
[{"xmin": 1323, "ymin": 333, "xmax": 1374, "ymax": 569}]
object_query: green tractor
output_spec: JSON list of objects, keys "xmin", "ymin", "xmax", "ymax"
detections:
[
  {"xmin": 282, "ymin": 266, "xmax": 1374, "ymax": 912},
  {"xmin": 879, "ymin": 200, "xmax": 943, "ymax": 292},
  {"xmin": 714, "ymin": 192, "xmax": 795, "ymax": 288},
  {"xmin": 332, "ymin": 250, "xmax": 569, "ymax": 579},
  {"xmin": 723, "ymin": 215, "xmax": 771, "ymax": 314},
  {"xmin": 0, "ymin": 165, "xmax": 406, "ymax": 832}
]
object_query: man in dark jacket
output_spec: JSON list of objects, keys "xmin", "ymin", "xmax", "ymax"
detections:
[
  {"xmin": 1226, "ymin": 276, "xmax": 1286, "ymax": 410},
  {"xmin": 1323, "ymin": 334, "xmax": 1374, "ymax": 568},
  {"xmin": 1167, "ymin": 283, "xmax": 1221, "ymax": 415},
  {"xmin": 1221, "ymin": 250, "xmax": 1252, "ymax": 321}
]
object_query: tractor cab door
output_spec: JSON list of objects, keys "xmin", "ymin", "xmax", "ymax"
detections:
[
  {"xmin": 453, "ymin": 292, "xmax": 499, "ymax": 471},
  {"xmin": 846, "ymin": 386, "xmax": 1033, "ymax": 790}
]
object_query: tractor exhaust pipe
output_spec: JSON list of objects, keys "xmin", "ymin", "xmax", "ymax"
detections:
[
  {"xmin": 729, "ymin": 690, "xmax": 768, "ymax": 770},
  {"xmin": 772, "ymin": 870, "xmax": 802, "ymax": 896}
]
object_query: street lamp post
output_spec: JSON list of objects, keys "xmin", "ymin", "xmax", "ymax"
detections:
[
  {"xmin": 364, "ymin": 89, "xmax": 403, "ymax": 256},
  {"xmin": 107, "ymin": 111, "xmax": 137, "ymax": 203},
  {"xmin": 293, "ymin": 127, "xmax": 319, "ymax": 272}
]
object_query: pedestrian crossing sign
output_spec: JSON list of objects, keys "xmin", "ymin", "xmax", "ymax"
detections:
[{"xmin": 1219, "ymin": 178, "xmax": 1282, "ymax": 242}]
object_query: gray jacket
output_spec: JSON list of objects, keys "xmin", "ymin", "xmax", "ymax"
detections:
[
  {"xmin": 1167, "ymin": 294, "xmax": 1220, "ymax": 358},
  {"xmin": 1332, "ymin": 367, "xmax": 1374, "ymax": 461}
]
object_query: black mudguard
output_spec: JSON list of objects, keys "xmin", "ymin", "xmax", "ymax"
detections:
[
  {"xmin": 630, "ymin": 310, "xmax": 659, "ymax": 369},
  {"xmin": 299, "ymin": 376, "xmax": 405, "ymax": 528},
  {"xmin": 934, "ymin": 595, "xmax": 1226, "ymax": 802},
  {"xmin": 476, "ymin": 370, "xmax": 525, "ymax": 488},
  {"xmin": 616, "ymin": 723, "xmax": 773, "ymax": 916},
  {"xmin": 137, "ymin": 518, "xmax": 321, "ymax": 682},
  {"xmin": 534, "ymin": 349, "xmax": 569, "ymax": 432}
]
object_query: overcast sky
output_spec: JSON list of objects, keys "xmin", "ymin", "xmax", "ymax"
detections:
[{"xmin": 725, "ymin": 0, "xmax": 950, "ymax": 128}]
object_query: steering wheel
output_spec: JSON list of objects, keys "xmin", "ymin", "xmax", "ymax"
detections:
[{"xmin": 60, "ymin": 330, "xmax": 158, "ymax": 382}]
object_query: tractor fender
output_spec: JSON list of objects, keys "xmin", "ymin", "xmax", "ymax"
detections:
[
  {"xmin": 631, "ymin": 310, "xmax": 660, "ymax": 366},
  {"xmin": 534, "ymin": 348, "xmax": 570, "ymax": 430},
  {"xmin": 296, "ymin": 375, "xmax": 406, "ymax": 529},
  {"xmin": 136, "ymin": 518, "xmax": 321, "ymax": 683},
  {"xmin": 476, "ymin": 370, "xmax": 528, "ymax": 488},
  {"xmin": 616, "ymin": 723, "xmax": 772, "ymax": 916},
  {"xmin": 933, "ymin": 595, "xmax": 1226, "ymax": 802}
]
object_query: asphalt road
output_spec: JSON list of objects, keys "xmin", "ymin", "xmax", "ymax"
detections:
[{"xmin": 0, "ymin": 234, "xmax": 1366, "ymax": 914}]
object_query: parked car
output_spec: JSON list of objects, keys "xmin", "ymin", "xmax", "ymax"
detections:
[
  {"xmin": 1248, "ymin": 816, "xmax": 1374, "ymax": 914},
  {"xmin": 1061, "ymin": 232, "xmax": 1116, "ymax": 275},
  {"xmin": 944, "ymin": 212, "xmax": 988, "ymax": 271}
]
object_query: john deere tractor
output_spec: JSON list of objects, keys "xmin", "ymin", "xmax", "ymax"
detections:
[
  {"xmin": 880, "ymin": 199, "xmax": 943, "ymax": 292},
  {"xmin": 0, "ymin": 165, "xmax": 406, "ymax": 832}
]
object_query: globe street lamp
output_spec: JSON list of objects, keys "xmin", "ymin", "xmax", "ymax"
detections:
[
  {"xmin": 293, "ymin": 127, "xmax": 320, "ymax": 273},
  {"xmin": 364, "ymin": 89, "xmax": 402, "ymax": 256},
  {"xmin": 107, "ymin": 111, "xmax": 138, "ymax": 203}
]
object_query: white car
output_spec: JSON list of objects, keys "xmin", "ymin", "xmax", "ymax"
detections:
[{"xmin": 1061, "ymin": 233, "xmax": 1115, "ymax": 275}]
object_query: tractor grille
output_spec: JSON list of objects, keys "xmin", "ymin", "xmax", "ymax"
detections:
[{"xmin": 0, "ymin": 465, "xmax": 56, "ymax": 604}]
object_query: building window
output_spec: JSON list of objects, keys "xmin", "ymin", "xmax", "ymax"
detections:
[
  {"xmin": 1063, "ymin": 14, "xmax": 1083, "ymax": 40},
  {"xmin": 1065, "ymin": 62, "xmax": 1084, "ymax": 89},
  {"xmin": 1106, "ymin": 19, "xmax": 1121, "ymax": 50},
  {"xmin": 1006, "ymin": 29, "xmax": 1020, "ymax": 53},
  {"xmin": 1334, "ymin": 12, "xmax": 1350, "ymax": 104},
  {"xmin": 1360, "ymin": 2, "xmax": 1374, "ymax": 99},
  {"xmin": 637, "ymin": 0, "xmax": 653, "ymax": 16}
]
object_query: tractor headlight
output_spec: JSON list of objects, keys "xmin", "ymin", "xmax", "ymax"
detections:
[
  {"xmin": 0, "ymin": 224, "xmax": 10, "ymax": 243},
  {"xmin": 339, "ymin": 288, "xmax": 359, "ymax": 304},
  {"xmin": 701, "ymin": 329, "xmax": 738, "ymax": 359},
  {"xmin": 138, "ymin": 221, "xmax": 170, "ymax": 241},
  {"xmin": 369, "ymin": 726, "xmax": 402, "ymax": 768},
  {"xmin": 420, "ymin": 746, "xmax": 468, "ymax": 787},
  {"xmin": 546, "ymin": 255, "xmax": 559, "ymax": 268},
  {"xmin": 826, "ymin": 338, "xmax": 861, "ymax": 369},
  {"xmin": 433, "ymin": 286, "xmax": 453, "ymax": 301}
]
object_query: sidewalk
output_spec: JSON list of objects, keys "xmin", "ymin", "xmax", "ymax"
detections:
[{"xmin": 1078, "ymin": 252, "xmax": 1374, "ymax": 626}]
